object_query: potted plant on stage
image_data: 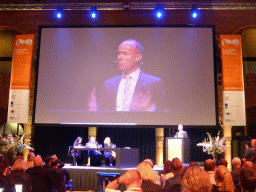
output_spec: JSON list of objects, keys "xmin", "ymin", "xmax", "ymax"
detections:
[
  {"xmin": 0, "ymin": 134, "xmax": 33, "ymax": 162},
  {"xmin": 197, "ymin": 131, "xmax": 226, "ymax": 162}
]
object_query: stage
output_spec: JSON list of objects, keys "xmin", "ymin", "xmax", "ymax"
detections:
[{"xmin": 64, "ymin": 164, "xmax": 165, "ymax": 191}]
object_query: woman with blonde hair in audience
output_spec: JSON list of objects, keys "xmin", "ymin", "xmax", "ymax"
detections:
[
  {"xmin": 182, "ymin": 166, "xmax": 212, "ymax": 192},
  {"xmin": 212, "ymin": 165, "xmax": 235, "ymax": 192},
  {"xmin": 161, "ymin": 160, "xmax": 174, "ymax": 188},
  {"xmin": 137, "ymin": 161, "xmax": 161, "ymax": 192}
]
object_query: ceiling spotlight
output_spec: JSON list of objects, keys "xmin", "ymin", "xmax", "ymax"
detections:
[
  {"xmin": 191, "ymin": 6, "xmax": 199, "ymax": 19},
  {"xmin": 90, "ymin": 7, "xmax": 97, "ymax": 19},
  {"xmin": 55, "ymin": 7, "xmax": 63, "ymax": 19},
  {"xmin": 155, "ymin": 5, "xmax": 164, "ymax": 19}
]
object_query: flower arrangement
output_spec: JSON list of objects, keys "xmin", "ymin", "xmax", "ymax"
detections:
[
  {"xmin": 0, "ymin": 134, "xmax": 33, "ymax": 156},
  {"xmin": 197, "ymin": 131, "xmax": 226, "ymax": 157}
]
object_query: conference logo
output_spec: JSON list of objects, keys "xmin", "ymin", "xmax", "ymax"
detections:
[
  {"xmin": 16, "ymin": 39, "xmax": 33, "ymax": 46},
  {"xmin": 222, "ymin": 38, "xmax": 240, "ymax": 46}
]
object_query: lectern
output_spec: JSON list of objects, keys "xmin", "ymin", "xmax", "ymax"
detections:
[{"xmin": 165, "ymin": 137, "xmax": 190, "ymax": 163}]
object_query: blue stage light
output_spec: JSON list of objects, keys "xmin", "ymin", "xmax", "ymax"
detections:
[
  {"xmin": 55, "ymin": 7, "xmax": 63, "ymax": 19},
  {"xmin": 155, "ymin": 6, "xmax": 164, "ymax": 19},
  {"xmin": 90, "ymin": 7, "xmax": 97, "ymax": 19},
  {"xmin": 191, "ymin": 7, "xmax": 199, "ymax": 19}
]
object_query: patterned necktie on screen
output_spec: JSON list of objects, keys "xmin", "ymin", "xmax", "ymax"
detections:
[{"xmin": 122, "ymin": 76, "xmax": 132, "ymax": 111}]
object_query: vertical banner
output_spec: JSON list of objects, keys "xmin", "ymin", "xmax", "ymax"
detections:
[
  {"xmin": 220, "ymin": 35, "xmax": 246, "ymax": 126},
  {"xmin": 7, "ymin": 34, "xmax": 35, "ymax": 123}
]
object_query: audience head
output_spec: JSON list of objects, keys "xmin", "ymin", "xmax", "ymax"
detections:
[
  {"xmin": 182, "ymin": 166, "xmax": 212, "ymax": 192},
  {"xmin": 189, "ymin": 161, "xmax": 198, "ymax": 167},
  {"xmin": 245, "ymin": 141, "xmax": 252, "ymax": 149},
  {"xmin": 11, "ymin": 155, "xmax": 24, "ymax": 166},
  {"xmin": 251, "ymin": 139, "xmax": 256, "ymax": 147},
  {"xmin": 137, "ymin": 161, "xmax": 156, "ymax": 183},
  {"xmin": 34, "ymin": 155, "xmax": 43, "ymax": 166},
  {"xmin": 231, "ymin": 157, "xmax": 241, "ymax": 169},
  {"xmin": 143, "ymin": 159, "xmax": 154, "ymax": 168},
  {"xmin": 43, "ymin": 156, "xmax": 52, "ymax": 165},
  {"xmin": 27, "ymin": 152, "xmax": 35, "ymax": 161},
  {"xmin": 13, "ymin": 159, "xmax": 27, "ymax": 172},
  {"xmin": 215, "ymin": 165, "xmax": 235, "ymax": 192},
  {"xmin": 204, "ymin": 159, "xmax": 216, "ymax": 171},
  {"xmin": 163, "ymin": 160, "xmax": 173, "ymax": 175},
  {"xmin": 242, "ymin": 161, "xmax": 254, "ymax": 169},
  {"xmin": 51, "ymin": 158, "xmax": 60, "ymax": 167},
  {"xmin": 0, "ymin": 156, "xmax": 10, "ymax": 175},
  {"xmin": 172, "ymin": 157, "xmax": 183, "ymax": 173},
  {"xmin": 217, "ymin": 159, "xmax": 228, "ymax": 167},
  {"xmin": 123, "ymin": 170, "xmax": 142, "ymax": 188},
  {"xmin": 239, "ymin": 167, "xmax": 256, "ymax": 192}
]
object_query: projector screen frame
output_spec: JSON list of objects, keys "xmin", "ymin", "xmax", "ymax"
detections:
[{"xmin": 32, "ymin": 24, "xmax": 219, "ymax": 128}]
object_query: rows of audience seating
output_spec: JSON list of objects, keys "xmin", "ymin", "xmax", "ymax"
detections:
[
  {"xmin": 0, "ymin": 152, "xmax": 71, "ymax": 192},
  {"xmin": 105, "ymin": 138, "xmax": 256, "ymax": 192}
]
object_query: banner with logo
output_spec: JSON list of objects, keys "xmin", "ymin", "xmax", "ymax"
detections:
[
  {"xmin": 7, "ymin": 34, "xmax": 35, "ymax": 123},
  {"xmin": 220, "ymin": 35, "xmax": 246, "ymax": 126}
]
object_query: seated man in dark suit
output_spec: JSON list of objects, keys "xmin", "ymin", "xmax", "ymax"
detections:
[
  {"xmin": 97, "ymin": 39, "xmax": 168, "ymax": 112},
  {"xmin": 26, "ymin": 155, "xmax": 55, "ymax": 192}
]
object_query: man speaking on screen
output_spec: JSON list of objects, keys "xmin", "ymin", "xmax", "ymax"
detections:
[{"xmin": 95, "ymin": 39, "xmax": 168, "ymax": 112}]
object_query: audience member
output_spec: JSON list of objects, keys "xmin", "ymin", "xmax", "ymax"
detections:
[
  {"xmin": 26, "ymin": 152, "xmax": 35, "ymax": 168},
  {"xmin": 26, "ymin": 155, "xmax": 55, "ymax": 192},
  {"xmin": 239, "ymin": 167, "xmax": 256, "ymax": 192},
  {"xmin": 182, "ymin": 166, "xmax": 212, "ymax": 192},
  {"xmin": 0, "ymin": 156, "xmax": 14, "ymax": 191},
  {"xmin": 242, "ymin": 161, "xmax": 254, "ymax": 169},
  {"xmin": 51, "ymin": 158, "xmax": 65, "ymax": 192},
  {"xmin": 43, "ymin": 156, "xmax": 52, "ymax": 169},
  {"xmin": 161, "ymin": 160, "xmax": 174, "ymax": 188},
  {"xmin": 212, "ymin": 165, "xmax": 235, "ymax": 192},
  {"xmin": 106, "ymin": 170, "xmax": 142, "ymax": 192},
  {"xmin": 137, "ymin": 161, "xmax": 161, "ymax": 192},
  {"xmin": 251, "ymin": 139, "xmax": 256, "ymax": 163},
  {"xmin": 163, "ymin": 157, "xmax": 183, "ymax": 192},
  {"xmin": 244, "ymin": 141, "xmax": 255, "ymax": 162},
  {"xmin": 143, "ymin": 159, "xmax": 161, "ymax": 185},
  {"xmin": 204, "ymin": 159, "xmax": 216, "ymax": 185},
  {"xmin": 217, "ymin": 159, "xmax": 228, "ymax": 167},
  {"xmin": 10, "ymin": 159, "xmax": 31, "ymax": 192},
  {"xmin": 231, "ymin": 157, "xmax": 242, "ymax": 187}
]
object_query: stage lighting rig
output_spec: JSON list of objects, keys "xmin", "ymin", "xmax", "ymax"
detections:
[
  {"xmin": 191, "ymin": 6, "xmax": 199, "ymax": 19},
  {"xmin": 90, "ymin": 7, "xmax": 97, "ymax": 19},
  {"xmin": 55, "ymin": 7, "xmax": 63, "ymax": 19},
  {"xmin": 155, "ymin": 5, "xmax": 164, "ymax": 18}
]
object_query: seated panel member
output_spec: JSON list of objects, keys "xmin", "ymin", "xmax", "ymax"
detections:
[
  {"xmin": 72, "ymin": 136, "xmax": 86, "ymax": 166},
  {"xmin": 174, "ymin": 124, "xmax": 188, "ymax": 138},
  {"xmin": 86, "ymin": 136, "xmax": 102, "ymax": 166},
  {"xmin": 104, "ymin": 137, "xmax": 116, "ymax": 166}
]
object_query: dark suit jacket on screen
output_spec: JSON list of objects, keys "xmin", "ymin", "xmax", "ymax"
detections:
[{"xmin": 99, "ymin": 71, "xmax": 168, "ymax": 112}]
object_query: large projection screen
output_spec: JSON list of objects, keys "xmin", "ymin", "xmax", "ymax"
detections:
[{"xmin": 34, "ymin": 25, "xmax": 217, "ymax": 126}]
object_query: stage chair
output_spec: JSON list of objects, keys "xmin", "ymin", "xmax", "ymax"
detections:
[{"xmin": 97, "ymin": 172, "xmax": 120, "ymax": 191}]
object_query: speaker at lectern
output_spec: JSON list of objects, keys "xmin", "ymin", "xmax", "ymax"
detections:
[{"xmin": 165, "ymin": 137, "xmax": 190, "ymax": 163}]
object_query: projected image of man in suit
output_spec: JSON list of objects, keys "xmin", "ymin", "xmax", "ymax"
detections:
[{"xmin": 99, "ymin": 39, "xmax": 168, "ymax": 112}]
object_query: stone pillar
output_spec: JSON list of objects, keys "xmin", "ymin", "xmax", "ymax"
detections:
[
  {"xmin": 88, "ymin": 127, "xmax": 97, "ymax": 141},
  {"xmin": 23, "ymin": 123, "xmax": 32, "ymax": 161},
  {"xmin": 223, "ymin": 125, "xmax": 232, "ymax": 171},
  {"xmin": 155, "ymin": 128, "xmax": 164, "ymax": 165}
]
